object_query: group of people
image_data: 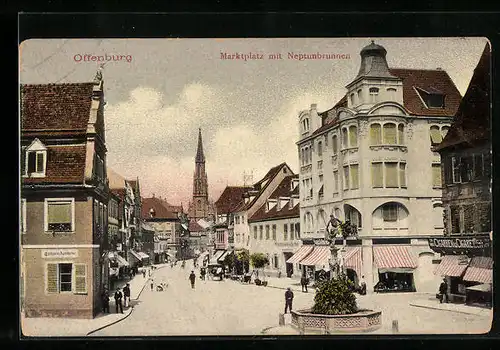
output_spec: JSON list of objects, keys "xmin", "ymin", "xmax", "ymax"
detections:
[{"xmin": 101, "ymin": 283, "xmax": 131, "ymax": 314}]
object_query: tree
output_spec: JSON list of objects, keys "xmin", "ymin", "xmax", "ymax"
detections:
[
  {"xmin": 250, "ymin": 253, "xmax": 269, "ymax": 280},
  {"xmin": 236, "ymin": 249, "xmax": 250, "ymax": 273},
  {"xmin": 223, "ymin": 253, "xmax": 235, "ymax": 272},
  {"xmin": 311, "ymin": 274, "xmax": 358, "ymax": 315}
]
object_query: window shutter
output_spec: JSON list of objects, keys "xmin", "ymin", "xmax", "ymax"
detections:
[
  {"xmin": 399, "ymin": 163, "xmax": 407, "ymax": 187},
  {"xmin": 74, "ymin": 264, "xmax": 87, "ymax": 294},
  {"xmin": 385, "ymin": 163, "xmax": 398, "ymax": 188},
  {"xmin": 350, "ymin": 164, "xmax": 359, "ymax": 189},
  {"xmin": 349, "ymin": 126, "xmax": 358, "ymax": 147},
  {"xmin": 432, "ymin": 164, "xmax": 441, "ymax": 188},
  {"xmin": 383, "ymin": 124, "xmax": 397, "ymax": 144},
  {"xmin": 370, "ymin": 124, "xmax": 381, "ymax": 145},
  {"xmin": 371, "ymin": 163, "xmax": 383, "ymax": 188},
  {"xmin": 46, "ymin": 263, "xmax": 58, "ymax": 293}
]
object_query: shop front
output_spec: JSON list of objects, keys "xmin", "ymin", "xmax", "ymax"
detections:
[
  {"xmin": 298, "ymin": 245, "xmax": 331, "ymax": 283},
  {"xmin": 463, "ymin": 256, "xmax": 493, "ymax": 308},
  {"xmin": 342, "ymin": 246, "xmax": 363, "ymax": 287},
  {"xmin": 285, "ymin": 245, "xmax": 314, "ymax": 278},
  {"xmin": 434, "ymin": 255, "xmax": 470, "ymax": 303},
  {"xmin": 373, "ymin": 245, "xmax": 417, "ymax": 293}
]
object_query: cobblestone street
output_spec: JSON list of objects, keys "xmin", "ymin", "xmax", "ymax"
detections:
[{"xmin": 90, "ymin": 261, "xmax": 492, "ymax": 336}]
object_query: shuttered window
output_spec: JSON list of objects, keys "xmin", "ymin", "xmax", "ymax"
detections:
[
  {"xmin": 59, "ymin": 263, "xmax": 72, "ymax": 292},
  {"xmin": 398, "ymin": 124, "xmax": 405, "ymax": 144},
  {"xmin": 272, "ymin": 225, "xmax": 276, "ymax": 240},
  {"xmin": 432, "ymin": 164, "xmax": 442, "ymax": 188},
  {"xmin": 372, "ymin": 163, "xmax": 383, "ymax": 188},
  {"xmin": 399, "ymin": 163, "xmax": 407, "ymax": 188},
  {"xmin": 284, "ymin": 224, "xmax": 288, "ymax": 240},
  {"xmin": 253, "ymin": 226, "xmax": 257, "ymax": 239},
  {"xmin": 46, "ymin": 263, "xmax": 58, "ymax": 293},
  {"xmin": 332, "ymin": 135, "xmax": 338, "ymax": 154},
  {"xmin": 74, "ymin": 264, "xmax": 87, "ymax": 294},
  {"xmin": 265, "ymin": 225, "xmax": 270, "ymax": 240},
  {"xmin": 349, "ymin": 126, "xmax": 358, "ymax": 147},
  {"xmin": 290, "ymin": 224, "xmax": 295, "ymax": 240},
  {"xmin": 343, "ymin": 166, "xmax": 349, "ymax": 190},
  {"xmin": 430, "ymin": 126, "xmax": 442, "ymax": 145},
  {"xmin": 350, "ymin": 164, "xmax": 359, "ymax": 189},
  {"xmin": 317, "ymin": 141, "xmax": 323, "ymax": 156},
  {"xmin": 259, "ymin": 226, "xmax": 263, "ymax": 240},
  {"xmin": 47, "ymin": 201, "xmax": 72, "ymax": 232},
  {"xmin": 385, "ymin": 162, "xmax": 398, "ymax": 188},
  {"xmin": 383, "ymin": 123, "xmax": 397, "ymax": 144},
  {"xmin": 370, "ymin": 124, "xmax": 382, "ymax": 145}
]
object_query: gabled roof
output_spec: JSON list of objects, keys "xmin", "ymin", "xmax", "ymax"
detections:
[
  {"xmin": 215, "ymin": 186, "xmax": 251, "ymax": 214},
  {"xmin": 435, "ymin": 44, "xmax": 491, "ymax": 151},
  {"xmin": 188, "ymin": 220, "xmax": 204, "ymax": 232},
  {"xmin": 21, "ymin": 145, "xmax": 87, "ymax": 184},
  {"xmin": 21, "ymin": 83, "xmax": 95, "ymax": 132},
  {"xmin": 108, "ymin": 168, "xmax": 126, "ymax": 190},
  {"xmin": 249, "ymin": 175, "xmax": 300, "ymax": 222},
  {"xmin": 388, "ymin": 68, "xmax": 461, "ymax": 117},
  {"xmin": 142, "ymin": 197, "xmax": 180, "ymax": 220}
]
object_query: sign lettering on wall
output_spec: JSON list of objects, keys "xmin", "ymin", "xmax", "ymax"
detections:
[
  {"xmin": 428, "ymin": 235, "xmax": 491, "ymax": 256},
  {"xmin": 41, "ymin": 249, "xmax": 78, "ymax": 259}
]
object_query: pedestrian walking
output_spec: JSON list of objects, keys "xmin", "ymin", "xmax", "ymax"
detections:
[
  {"xmin": 114, "ymin": 288, "xmax": 123, "ymax": 314},
  {"xmin": 142, "ymin": 269, "xmax": 146, "ymax": 278},
  {"xmin": 359, "ymin": 275, "xmax": 367, "ymax": 295},
  {"xmin": 284, "ymin": 287, "xmax": 294, "ymax": 314},
  {"xmin": 439, "ymin": 278, "xmax": 448, "ymax": 303},
  {"xmin": 123, "ymin": 283, "xmax": 131, "ymax": 308},
  {"xmin": 200, "ymin": 267, "xmax": 206, "ymax": 281},
  {"xmin": 189, "ymin": 270, "xmax": 196, "ymax": 289},
  {"xmin": 301, "ymin": 275, "xmax": 308, "ymax": 293},
  {"xmin": 101, "ymin": 288, "xmax": 110, "ymax": 313},
  {"xmin": 150, "ymin": 277, "xmax": 155, "ymax": 291}
]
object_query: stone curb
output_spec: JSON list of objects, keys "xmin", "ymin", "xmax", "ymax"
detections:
[
  {"xmin": 86, "ymin": 308, "xmax": 134, "ymax": 336},
  {"xmin": 85, "ymin": 264, "xmax": 170, "ymax": 336},
  {"xmin": 409, "ymin": 302, "xmax": 491, "ymax": 317}
]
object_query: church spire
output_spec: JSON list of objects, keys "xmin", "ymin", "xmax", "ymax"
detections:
[{"xmin": 196, "ymin": 128, "xmax": 205, "ymax": 163}]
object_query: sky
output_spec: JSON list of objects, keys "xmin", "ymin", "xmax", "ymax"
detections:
[{"xmin": 19, "ymin": 37, "xmax": 488, "ymax": 207}]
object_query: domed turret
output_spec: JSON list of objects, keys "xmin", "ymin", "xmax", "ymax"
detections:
[{"xmin": 355, "ymin": 41, "xmax": 397, "ymax": 80}]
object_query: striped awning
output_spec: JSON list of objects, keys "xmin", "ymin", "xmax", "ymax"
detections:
[
  {"xmin": 373, "ymin": 245, "xmax": 418, "ymax": 269},
  {"xmin": 210, "ymin": 250, "xmax": 226, "ymax": 264},
  {"xmin": 344, "ymin": 246, "xmax": 362, "ymax": 277},
  {"xmin": 300, "ymin": 246, "xmax": 331, "ymax": 267},
  {"xmin": 129, "ymin": 250, "xmax": 142, "ymax": 261},
  {"xmin": 286, "ymin": 245, "xmax": 314, "ymax": 264},
  {"xmin": 115, "ymin": 254, "xmax": 130, "ymax": 267},
  {"xmin": 463, "ymin": 256, "xmax": 493, "ymax": 283},
  {"xmin": 435, "ymin": 255, "xmax": 469, "ymax": 277}
]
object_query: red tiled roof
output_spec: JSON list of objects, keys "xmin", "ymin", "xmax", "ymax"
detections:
[
  {"xmin": 435, "ymin": 44, "xmax": 491, "ymax": 151},
  {"xmin": 388, "ymin": 68, "xmax": 462, "ymax": 117},
  {"xmin": 21, "ymin": 83, "xmax": 95, "ymax": 131},
  {"xmin": 142, "ymin": 197, "xmax": 179, "ymax": 220},
  {"xmin": 21, "ymin": 145, "xmax": 87, "ymax": 184},
  {"xmin": 188, "ymin": 220, "xmax": 204, "ymax": 232},
  {"xmin": 254, "ymin": 162, "xmax": 287, "ymax": 189},
  {"xmin": 215, "ymin": 186, "xmax": 251, "ymax": 214},
  {"xmin": 248, "ymin": 175, "xmax": 300, "ymax": 222}
]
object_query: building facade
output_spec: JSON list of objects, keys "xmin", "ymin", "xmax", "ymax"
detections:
[
  {"xmin": 295, "ymin": 41, "xmax": 463, "ymax": 293},
  {"xmin": 21, "ymin": 74, "xmax": 109, "ymax": 318},
  {"xmin": 248, "ymin": 174, "xmax": 301, "ymax": 278}
]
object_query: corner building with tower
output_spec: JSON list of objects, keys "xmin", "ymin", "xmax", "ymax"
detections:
[{"xmin": 296, "ymin": 41, "xmax": 462, "ymax": 293}]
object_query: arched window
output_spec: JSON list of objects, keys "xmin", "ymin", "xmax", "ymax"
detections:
[
  {"xmin": 302, "ymin": 118, "xmax": 310, "ymax": 133},
  {"xmin": 317, "ymin": 209, "xmax": 327, "ymax": 229},
  {"xmin": 332, "ymin": 134, "xmax": 338, "ymax": 155},
  {"xmin": 369, "ymin": 87, "xmax": 379, "ymax": 103},
  {"xmin": 357, "ymin": 89, "xmax": 362, "ymax": 101},
  {"xmin": 441, "ymin": 126, "xmax": 450, "ymax": 138},
  {"xmin": 350, "ymin": 93, "xmax": 355, "ymax": 105},
  {"xmin": 370, "ymin": 123, "xmax": 382, "ymax": 145},
  {"xmin": 398, "ymin": 124, "xmax": 405, "ymax": 145},
  {"xmin": 383, "ymin": 123, "xmax": 397, "ymax": 144},
  {"xmin": 342, "ymin": 128, "xmax": 348, "ymax": 148},
  {"xmin": 308, "ymin": 147, "xmax": 312, "ymax": 163},
  {"xmin": 349, "ymin": 125, "xmax": 358, "ymax": 147},
  {"xmin": 387, "ymin": 87, "xmax": 397, "ymax": 101},
  {"xmin": 430, "ymin": 125, "xmax": 442, "ymax": 145},
  {"xmin": 317, "ymin": 141, "xmax": 323, "ymax": 157}
]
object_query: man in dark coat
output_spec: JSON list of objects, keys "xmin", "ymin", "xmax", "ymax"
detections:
[
  {"xmin": 101, "ymin": 288, "xmax": 110, "ymax": 313},
  {"xmin": 284, "ymin": 287, "xmax": 294, "ymax": 314},
  {"xmin": 301, "ymin": 276, "xmax": 308, "ymax": 293},
  {"xmin": 114, "ymin": 288, "xmax": 123, "ymax": 314},
  {"xmin": 189, "ymin": 270, "xmax": 196, "ymax": 289},
  {"xmin": 123, "ymin": 283, "xmax": 131, "ymax": 308},
  {"xmin": 439, "ymin": 278, "xmax": 448, "ymax": 303}
]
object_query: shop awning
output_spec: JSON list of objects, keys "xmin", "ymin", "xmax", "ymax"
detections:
[
  {"xmin": 115, "ymin": 254, "xmax": 130, "ymax": 267},
  {"xmin": 210, "ymin": 250, "xmax": 226, "ymax": 264},
  {"xmin": 463, "ymin": 257, "xmax": 493, "ymax": 284},
  {"xmin": 343, "ymin": 246, "xmax": 362, "ymax": 278},
  {"xmin": 138, "ymin": 252, "xmax": 149, "ymax": 260},
  {"xmin": 286, "ymin": 245, "xmax": 314, "ymax": 264},
  {"xmin": 373, "ymin": 245, "xmax": 418, "ymax": 270},
  {"xmin": 466, "ymin": 283, "xmax": 492, "ymax": 293},
  {"xmin": 129, "ymin": 250, "xmax": 142, "ymax": 261},
  {"xmin": 435, "ymin": 255, "xmax": 469, "ymax": 277},
  {"xmin": 218, "ymin": 250, "xmax": 233, "ymax": 262},
  {"xmin": 300, "ymin": 246, "xmax": 331, "ymax": 267}
]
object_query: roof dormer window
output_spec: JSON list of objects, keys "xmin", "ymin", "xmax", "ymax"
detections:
[
  {"xmin": 416, "ymin": 87, "xmax": 445, "ymax": 108},
  {"xmin": 24, "ymin": 138, "xmax": 47, "ymax": 178}
]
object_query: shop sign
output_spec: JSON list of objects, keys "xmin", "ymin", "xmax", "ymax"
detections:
[
  {"xmin": 428, "ymin": 235, "xmax": 491, "ymax": 256},
  {"xmin": 41, "ymin": 249, "xmax": 78, "ymax": 259}
]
